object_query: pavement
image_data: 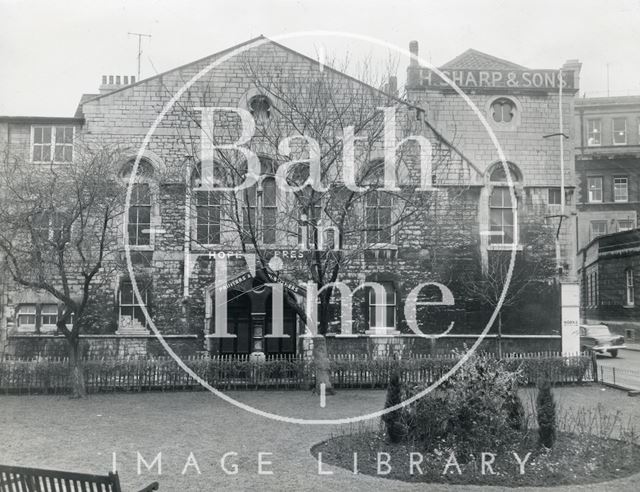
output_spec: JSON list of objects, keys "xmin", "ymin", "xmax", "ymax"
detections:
[
  {"xmin": 594, "ymin": 347, "xmax": 640, "ymax": 392},
  {"xmin": 1, "ymin": 388, "xmax": 640, "ymax": 492}
]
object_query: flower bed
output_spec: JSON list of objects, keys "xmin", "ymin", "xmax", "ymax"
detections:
[{"xmin": 311, "ymin": 429, "xmax": 640, "ymax": 487}]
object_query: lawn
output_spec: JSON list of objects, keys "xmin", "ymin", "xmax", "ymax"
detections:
[{"xmin": 0, "ymin": 386, "xmax": 639, "ymax": 491}]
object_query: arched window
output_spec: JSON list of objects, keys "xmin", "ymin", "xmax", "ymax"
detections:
[
  {"xmin": 361, "ymin": 159, "xmax": 394, "ymax": 245},
  {"xmin": 129, "ymin": 184, "xmax": 151, "ymax": 246},
  {"xmin": 491, "ymin": 98, "xmax": 516, "ymax": 123},
  {"xmin": 261, "ymin": 177, "xmax": 277, "ymax": 244},
  {"xmin": 488, "ymin": 162, "xmax": 521, "ymax": 245},
  {"xmin": 241, "ymin": 157, "xmax": 277, "ymax": 245},
  {"xmin": 191, "ymin": 162, "xmax": 221, "ymax": 245},
  {"xmin": 366, "ymin": 191, "xmax": 393, "ymax": 244},
  {"xmin": 248, "ymin": 95, "xmax": 272, "ymax": 123},
  {"xmin": 196, "ymin": 191, "xmax": 220, "ymax": 245},
  {"xmin": 626, "ymin": 269, "xmax": 635, "ymax": 306},
  {"xmin": 121, "ymin": 159, "xmax": 155, "ymax": 247},
  {"xmin": 489, "ymin": 162, "xmax": 521, "ymax": 183}
]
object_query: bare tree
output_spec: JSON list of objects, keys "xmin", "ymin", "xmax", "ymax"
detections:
[
  {"xmin": 162, "ymin": 44, "xmax": 476, "ymax": 393},
  {"xmin": 463, "ymin": 246, "xmax": 557, "ymax": 357},
  {"xmin": 0, "ymin": 142, "xmax": 124, "ymax": 397}
]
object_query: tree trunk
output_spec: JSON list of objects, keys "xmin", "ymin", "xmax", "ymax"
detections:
[
  {"xmin": 497, "ymin": 312, "xmax": 503, "ymax": 359},
  {"xmin": 68, "ymin": 337, "xmax": 87, "ymax": 398},
  {"xmin": 311, "ymin": 293, "xmax": 335, "ymax": 394},
  {"xmin": 312, "ymin": 336, "xmax": 335, "ymax": 395}
]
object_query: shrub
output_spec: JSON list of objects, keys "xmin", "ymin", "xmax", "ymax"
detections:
[
  {"xmin": 537, "ymin": 378, "xmax": 556, "ymax": 448},
  {"xmin": 403, "ymin": 354, "xmax": 524, "ymax": 455},
  {"xmin": 504, "ymin": 380, "xmax": 526, "ymax": 431},
  {"xmin": 382, "ymin": 372, "xmax": 406, "ymax": 443}
]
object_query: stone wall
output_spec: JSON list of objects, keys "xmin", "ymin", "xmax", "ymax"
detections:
[
  {"xmin": 2, "ymin": 335, "xmax": 201, "ymax": 359},
  {"xmin": 0, "ymin": 40, "xmax": 566, "ymax": 356},
  {"xmin": 301, "ymin": 334, "xmax": 561, "ymax": 359}
]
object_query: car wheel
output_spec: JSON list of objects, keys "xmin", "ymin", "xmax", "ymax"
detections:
[{"xmin": 609, "ymin": 349, "xmax": 618, "ymax": 358}]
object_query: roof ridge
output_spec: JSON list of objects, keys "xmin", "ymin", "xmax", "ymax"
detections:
[
  {"xmin": 441, "ymin": 48, "xmax": 528, "ymax": 70},
  {"xmin": 81, "ymin": 35, "xmax": 268, "ymax": 105}
]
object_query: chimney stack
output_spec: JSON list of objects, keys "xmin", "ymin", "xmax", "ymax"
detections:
[
  {"xmin": 407, "ymin": 41, "xmax": 422, "ymax": 89},
  {"xmin": 388, "ymin": 75, "xmax": 398, "ymax": 96},
  {"xmin": 99, "ymin": 74, "xmax": 136, "ymax": 94},
  {"xmin": 562, "ymin": 59, "xmax": 582, "ymax": 91},
  {"xmin": 409, "ymin": 40, "xmax": 419, "ymax": 66}
]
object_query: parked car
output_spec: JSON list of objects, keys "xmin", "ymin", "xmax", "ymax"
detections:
[{"xmin": 579, "ymin": 324, "xmax": 625, "ymax": 358}]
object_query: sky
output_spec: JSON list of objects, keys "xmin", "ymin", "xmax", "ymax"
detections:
[{"xmin": 1, "ymin": 0, "xmax": 639, "ymax": 116}]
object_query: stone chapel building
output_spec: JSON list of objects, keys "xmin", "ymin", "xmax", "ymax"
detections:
[{"xmin": 0, "ymin": 37, "xmax": 579, "ymax": 358}]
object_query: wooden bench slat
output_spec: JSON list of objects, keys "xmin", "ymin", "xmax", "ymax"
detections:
[
  {"xmin": 0, "ymin": 466, "xmax": 156, "ymax": 492},
  {"xmin": 0, "ymin": 467, "xmax": 112, "ymax": 485}
]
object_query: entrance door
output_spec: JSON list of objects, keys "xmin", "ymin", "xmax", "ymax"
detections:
[
  {"xmin": 264, "ymin": 294, "xmax": 297, "ymax": 356},
  {"xmin": 211, "ymin": 290, "xmax": 252, "ymax": 355}
]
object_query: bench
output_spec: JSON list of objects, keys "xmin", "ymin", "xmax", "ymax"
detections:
[{"xmin": 0, "ymin": 464, "xmax": 159, "ymax": 492}]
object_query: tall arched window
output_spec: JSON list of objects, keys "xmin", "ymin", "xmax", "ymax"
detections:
[
  {"xmin": 361, "ymin": 159, "xmax": 394, "ymax": 245},
  {"xmin": 366, "ymin": 191, "xmax": 393, "ymax": 244},
  {"xmin": 626, "ymin": 268, "xmax": 635, "ymax": 306},
  {"xmin": 488, "ymin": 163, "xmax": 521, "ymax": 246},
  {"xmin": 192, "ymin": 162, "xmax": 221, "ymax": 245},
  {"xmin": 261, "ymin": 177, "xmax": 277, "ymax": 244},
  {"xmin": 241, "ymin": 157, "xmax": 277, "ymax": 245},
  {"xmin": 121, "ymin": 159, "xmax": 155, "ymax": 247}
]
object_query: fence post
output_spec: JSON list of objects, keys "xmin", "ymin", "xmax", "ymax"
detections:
[
  {"xmin": 613, "ymin": 366, "xmax": 616, "ymax": 386},
  {"xmin": 591, "ymin": 351, "xmax": 598, "ymax": 383}
]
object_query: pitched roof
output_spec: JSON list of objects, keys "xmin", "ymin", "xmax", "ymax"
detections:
[
  {"xmin": 82, "ymin": 35, "xmax": 416, "ymax": 110},
  {"xmin": 441, "ymin": 49, "xmax": 527, "ymax": 70},
  {"xmin": 76, "ymin": 36, "xmax": 482, "ymax": 177},
  {"xmin": 74, "ymin": 94, "xmax": 99, "ymax": 118}
]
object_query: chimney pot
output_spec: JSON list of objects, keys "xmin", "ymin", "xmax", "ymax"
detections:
[
  {"xmin": 131, "ymin": 75, "xmax": 136, "ymax": 84},
  {"xmin": 116, "ymin": 75, "xmax": 121, "ymax": 84},
  {"xmin": 108, "ymin": 75, "xmax": 114, "ymax": 84},
  {"xmin": 102, "ymin": 75, "xmax": 107, "ymax": 84}
]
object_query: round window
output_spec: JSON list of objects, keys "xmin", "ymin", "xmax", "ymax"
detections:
[
  {"xmin": 248, "ymin": 95, "xmax": 272, "ymax": 121},
  {"xmin": 491, "ymin": 98, "xmax": 516, "ymax": 123}
]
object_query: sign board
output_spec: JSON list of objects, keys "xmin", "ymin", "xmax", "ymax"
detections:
[
  {"xmin": 561, "ymin": 282, "xmax": 581, "ymax": 354},
  {"xmin": 421, "ymin": 69, "xmax": 574, "ymax": 91},
  {"xmin": 217, "ymin": 271, "xmax": 252, "ymax": 293}
]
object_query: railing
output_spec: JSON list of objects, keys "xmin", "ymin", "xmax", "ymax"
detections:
[
  {"xmin": 598, "ymin": 365, "xmax": 640, "ymax": 391},
  {"xmin": 0, "ymin": 352, "xmax": 593, "ymax": 395}
]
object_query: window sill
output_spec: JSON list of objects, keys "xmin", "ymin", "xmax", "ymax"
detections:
[
  {"xmin": 191, "ymin": 244, "xmax": 225, "ymax": 251},
  {"xmin": 365, "ymin": 328, "xmax": 401, "ymax": 336},
  {"xmin": 367, "ymin": 243, "xmax": 398, "ymax": 250},
  {"xmin": 14, "ymin": 328, "xmax": 37, "ymax": 334},
  {"xmin": 623, "ymin": 304, "xmax": 635, "ymax": 309},
  {"xmin": 487, "ymin": 244, "xmax": 523, "ymax": 251},
  {"xmin": 31, "ymin": 161, "xmax": 73, "ymax": 165}
]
